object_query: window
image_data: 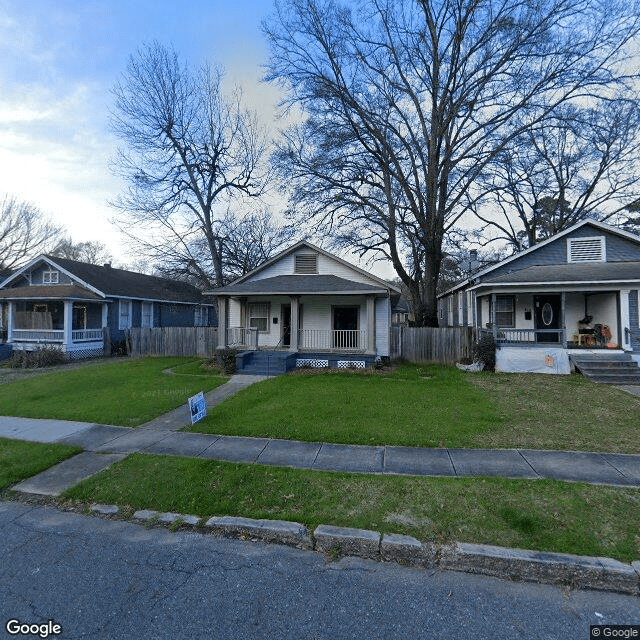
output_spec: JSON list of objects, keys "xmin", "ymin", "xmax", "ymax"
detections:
[
  {"xmin": 294, "ymin": 253, "xmax": 317, "ymax": 274},
  {"xmin": 119, "ymin": 300, "xmax": 132, "ymax": 329},
  {"xmin": 141, "ymin": 302, "xmax": 153, "ymax": 328},
  {"xmin": 194, "ymin": 306, "xmax": 207, "ymax": 326},
  {"xmin": 495, "ymin": 295, "xmax": 515, "ymax": 328},
  {"xmin": 248, "ymin": 303, "xmax": 269, "ymax": 332},
  {"xmin": 567, "ymin": 237, "xmax": 606, "ymax": 263},
  {"xmin": 42, "ymin": 270, "xmax": 59, "ymax": 284}
]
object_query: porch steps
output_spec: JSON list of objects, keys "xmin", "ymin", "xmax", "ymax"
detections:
[
  {"xmin": 570, "ymin": 352, "xmax": 640, "ymax": 385},
  {"xmin": 236, "ymin": 351, "xmax": 296, "ymax": 376}
]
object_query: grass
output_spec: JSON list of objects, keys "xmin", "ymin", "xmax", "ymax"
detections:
[
  {"xmin": 185, "ymin": 363, "xmax": 640, "ymax": 453},
  {"xmin": 185, "ymin": 364, "xmax": 501, "ymax": 447},
  {"xmin": 0, "ymin": 357, "xmax": 227, "ymax": 427},
  {"xmin": 63, "ymin": 453, "xmax": 640, "ymax": 563},
  {"xmin": 0, "ymin": 437, "xmax": 82, "ymax": 489}
]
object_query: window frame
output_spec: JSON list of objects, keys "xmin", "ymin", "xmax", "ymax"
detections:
[
  {"xmin": 42, "ymin": 270, "xmax": 59, "ymax": 284},
  {"xmin": 248, "ymin": 302, "xmax": 270, "ymax": 333},
  {"xmin": 118, "ymin": 300, "xmax": 132, "ymax": 330},
  {"xmin": 141, "ymin": 302, "xmax": 154, "ymax": 328},
  {"xmin": 494, "ymin": 295, "xmax": 515, "ymax": 328}
]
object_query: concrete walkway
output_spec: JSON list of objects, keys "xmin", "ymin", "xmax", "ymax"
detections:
[{"xmin": 1, "ymin": 373, "xmax": 640, "ymax": 496}]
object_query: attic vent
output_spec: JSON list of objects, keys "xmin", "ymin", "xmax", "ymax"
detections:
[
  {"xmin": 568, "ymin": 237, "xmax": 606, "ymax": 263},
  {"xmin": 294, "ymin": 253, "xmax": 318, "ymax": 274}
]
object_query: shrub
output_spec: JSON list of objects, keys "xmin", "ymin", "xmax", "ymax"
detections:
[
  {"xmin": 473, "ymin": 334, "xmax": 496, "ymax": 372},
  {"xmin": 215, "ymin": 347, "xmax": 238, "ymax": 374},
  {"xmin": 10, "ymin": 347, "xmax": 68, "ymax": 369}
]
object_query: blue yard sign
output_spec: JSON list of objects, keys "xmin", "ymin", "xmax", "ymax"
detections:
[{"xmin": 188, "ymin": 391, "xmax": 207, "ymax": 424}]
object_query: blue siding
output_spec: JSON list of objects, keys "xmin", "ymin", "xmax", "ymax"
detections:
[{"xmin": 488, "ymin": 225, "xmax": 640, "ymax": 279}]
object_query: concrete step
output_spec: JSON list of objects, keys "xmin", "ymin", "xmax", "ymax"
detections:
[{"xmin": 570, "ymin": 352, "xmax": 640, "ymax": 385}]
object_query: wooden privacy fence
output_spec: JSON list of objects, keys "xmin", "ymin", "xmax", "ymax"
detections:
[
  {"xmin": 128, "ymin": 327, "xmax": 218, "ymax": 357},
  {"xmin": 390, "ymin": 326, "xmax": 476, "ymax": 364}
]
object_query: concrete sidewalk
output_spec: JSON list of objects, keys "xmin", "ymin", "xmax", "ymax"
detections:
[
  {"xmin": 3, "ymin": 416, "xmax": 640, "ymax": 496},
  {"xmin": 2, "ymin": 371, "xmax": 640, "ymax": 496}
]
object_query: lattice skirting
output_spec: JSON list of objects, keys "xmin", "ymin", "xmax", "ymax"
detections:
[
  {"xmin": 296, "ymin": 358, "xmax": 329, "ymax": 368},
  {"xmin": 337, "ymin": 360, "xmax": 366, "ymax": 369},
  {"xmin": 67, "ymin": 347, "xmax": 104, "ymax": 360}
]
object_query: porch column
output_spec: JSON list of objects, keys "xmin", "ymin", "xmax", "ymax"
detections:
[
  {"xmin": 366, "ymin": 295, "xmax": 376, "ymax": 355},
  {"xmin": 101, "ymin": 302, "xmax": 109, "ymax": 329},
  {"xmin": 620, "ymin": 289, "xmax": 631, "ymax": 350},
  {"xmin": 217, "ymin": 296, "xmax": 227, "ymax": 349},
  {"xmin": 560, "ymin": 292, "xmax": 567, "ymax": 347},
  {"xmin": 7, "ymin": 301, "xmax": 14, "ymax": 343},
  {"xmin": 490, "ymin": 293, "xmax": 497, "ymax": 341},
  {"xmin": 289, "ymin": 295, "xmax": 299, "ymax": 352},
  {"xmin": 62, "ymin": 301, "xmax": 73, "ymax": 350}
]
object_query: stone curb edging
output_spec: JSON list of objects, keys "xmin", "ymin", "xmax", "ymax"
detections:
[{"xmin": 90, "ymin": 504, "xmax": 640, "ymax": 596}]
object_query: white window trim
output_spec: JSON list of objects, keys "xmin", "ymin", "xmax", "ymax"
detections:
[
  {"xmin": 194, "ymin": 306, "xmax": 207, "ymax": 326},
  {"xmin": 42, "ymin": 270, "xmax": 59, "ymax": 284},
  {"xmin": 119, "ymin": 300, "xmax": 132, "ymax": 330},
  {"xmin": 141, "ymin": 302, "xmax": 154, "ymax": 328},
  {"xmin": 567, "ymin": 236, "xmax": 606, "ymax": 263},
  {"xmin": 248, "ymin": 302, "xmax": 270, "ymax": 333}
]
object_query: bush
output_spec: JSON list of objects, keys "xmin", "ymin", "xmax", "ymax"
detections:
[
  {"xmin": 10, "ymin": 347, "xmax": 68, "ymax": 369},
  {"xmin": 215, "ymin": 347, "xmax": 238, "ymax": 374},
  {"xmin": 473, "ymin": 334, "xmax": 496, "ymax": 372}
]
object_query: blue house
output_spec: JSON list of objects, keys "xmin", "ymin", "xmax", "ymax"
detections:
[
  {"xmin": 0, "ymin": 255, "xmax": 216, "ymax": 359},
  {"xmin": 438, "ymin": 220, "xmax": 640, "ymax": 377}
]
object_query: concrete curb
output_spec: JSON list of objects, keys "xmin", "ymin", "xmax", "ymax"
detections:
[{"xmin": 86, "ymin": 504, "xmax": 639, "ymax": 596}]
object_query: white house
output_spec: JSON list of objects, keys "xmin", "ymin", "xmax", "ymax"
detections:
[{"xmin": 207, "ymin": 241, "xmax": 400, "ymax": 374}]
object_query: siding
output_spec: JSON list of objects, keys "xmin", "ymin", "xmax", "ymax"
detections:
[
  {"xmin": 630, "ymin": 290, "xmax": 640, "ymax": 351},
  {"xmin": 375, "ymin": 297, "xmax": 390, "ymax": 356}
]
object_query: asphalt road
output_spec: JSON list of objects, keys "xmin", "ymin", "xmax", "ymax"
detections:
[{"xmin": 0, "ymin": 502, "xmax": 637, "ymax": 640}]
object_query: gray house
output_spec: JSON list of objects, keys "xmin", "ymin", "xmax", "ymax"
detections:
[
  {"xmin": 207, "ymin": 241, "xmax": 400, "ymax": 374},
  {"xmin": 438, "ymin": 220, "xmax": 640, "ymax": 376},
  {"xmin": 0, "ymin": 255, "xmax": 216, "ymax": 359}
]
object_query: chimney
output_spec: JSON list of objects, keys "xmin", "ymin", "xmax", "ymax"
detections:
[{"xmin": 103, "ymin": 263, "xmax": 111, "ymax": 269}]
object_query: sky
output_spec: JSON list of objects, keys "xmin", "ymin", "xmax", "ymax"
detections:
[{"xmin": 0, "ymin": 0, "xmax": 313, "ymax": 271}]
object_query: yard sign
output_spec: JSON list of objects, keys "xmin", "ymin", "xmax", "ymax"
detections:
[{"xmin": 188, "ymin": 391, "xmax": 207, "ymax": 424}]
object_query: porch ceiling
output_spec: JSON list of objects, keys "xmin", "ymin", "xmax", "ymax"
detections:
[
  {"xmin": 0, "ymin": 284, "xmax": 103, "ymax": 301},
  {"xmin": 211, "ymin": 274, "xmax": 389, "ymax": 296}
]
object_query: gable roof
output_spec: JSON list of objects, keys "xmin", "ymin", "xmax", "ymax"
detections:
[
  {"xmin": 439, "ymin": 219, "xmax": 640, "ymax": 297},
  {"xmin": 213, "ymin": 240, "xmax": 400, "ymax": 294},
  {"xmin": 480, "ymin": 261, "xmax": 640, "ymax": 287},
  {"xmin": 0, "ymin": 255, "xmax": 208, "ymax": 304},
  {"xmin": 212, "ymin": 274, "xmax": 389, "ymax": 296}
]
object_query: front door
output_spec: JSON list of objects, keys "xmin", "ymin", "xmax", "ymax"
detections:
[
  {"xmin": 282, "ymin": 304, "xmax": 291, "ymax": 347},
  {"xmin": 534, "ymin": 295, "xmax": 561, "ymax": 343},
  {"xmin": 333, "ymin": 306, "xmax": 359, "ymax": 349}
]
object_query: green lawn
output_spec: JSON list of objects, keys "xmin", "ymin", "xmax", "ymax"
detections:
[
  {"xmin": 0, "ymin": 437, "xmax": 82, "ymax": 489},
  {"xmin": 186, "ymin": 364, "xmax": 640, "ymax": 453},
  {"xmin": 0, "ymin": 357, "xmax": 227, "ymax": 427},
  {"xmin": 63, "ymin": 453, "xmax": 640, "ymax": 563}
]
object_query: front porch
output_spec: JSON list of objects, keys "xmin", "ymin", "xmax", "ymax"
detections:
[
  {"xmin": 6, "ymin": 300, "xmax": 107, "ymax": 359},
  {"xmin": 477, "ymin": 290, "xmax": 632, "ymax": 351}
]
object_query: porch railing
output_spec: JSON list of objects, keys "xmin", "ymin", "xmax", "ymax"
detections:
[
  {"xmin": 12, "ymin": 329, "xmax": 105, "ymax": 343},
  {"xmin": 298, "ymin": 329, "xmax": 366, "ymax": 352},
  {"xmin": 480, "ymin": 328, "xmax": 565, "ymax": 344},
  {"xmin": 72, "ymin": 329, "xmax": 104, "ymax": 342},
  {"xmin": 226, "ymin": 327, "xmax": 258, "ymax": 349},
  {"xmin": 12, "ymin": 329, "xmax": 64, "ymax": 342}
]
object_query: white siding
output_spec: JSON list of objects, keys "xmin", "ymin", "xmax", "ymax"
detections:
[
  {"xmin": 375, "ymin": 297, "xmax": 391, "ymax": 356},
  {"xmin": 245, "ymin": 249, "xmax": 388, "ymax": 289}
]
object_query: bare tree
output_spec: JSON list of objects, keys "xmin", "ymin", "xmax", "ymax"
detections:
[
  {"xmin": 264, "ymin": 0, "xmax": 640, "ymax": 325},
  {"xmin": 0, "ymin": 195, "xmax": 64, "ymax": 276},
  {"xmin": 471, "ymin": 101, "xmax": 640, "ymax": 251},
  {"xmin": 110, "ymin": 42, "xmax": 270, "ymax": 289},
  {"xmin": 147, "ymin": 208, "xmax": 297, "ymax": 286},
  {"xmin": 50, "ymin": 237, "xmax": 113, "ymax": 265}
]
